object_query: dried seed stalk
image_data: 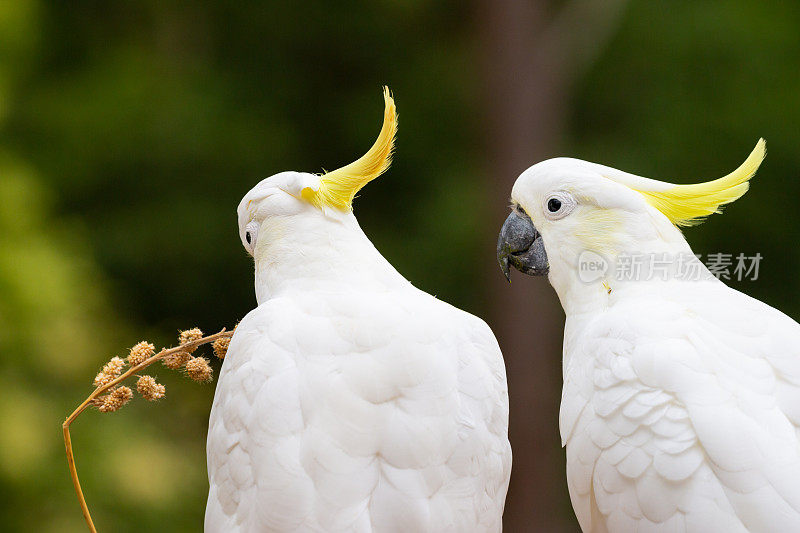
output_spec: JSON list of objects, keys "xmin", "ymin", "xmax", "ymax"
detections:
[{"xmin": 62, "ymin": 328, "xmax": 233, "ymax": 533}]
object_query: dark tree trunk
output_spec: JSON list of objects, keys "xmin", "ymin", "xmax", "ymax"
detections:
[
  {"xmin": 475, "ymin": 1, "xmax": 627, "ymax": 527},
  {"xmin": 477, "ymin": 1, "xmax": 575, "ymax": 531}
]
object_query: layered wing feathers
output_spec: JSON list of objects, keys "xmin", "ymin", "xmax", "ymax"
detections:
[{"xmin": 563, "ymin": 281, "xmax": 800, "ymax": 532}]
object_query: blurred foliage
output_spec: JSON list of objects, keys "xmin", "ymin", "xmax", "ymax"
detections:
[
  {"xmin": 571, "ymin": 0, "xmax": 800, "ymax": 315},
  {"xmin": 0, "ymin": 0, "xmax": 797, "ymax": 531}
]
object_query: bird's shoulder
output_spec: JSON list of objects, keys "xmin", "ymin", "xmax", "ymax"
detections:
[
  {"xmin": 243, "ymin": 286, "xmax": 502, "ymax": 355},
  {"xmin": 575, "ymin": 280, "xmax": 800, "ymax": 381}
]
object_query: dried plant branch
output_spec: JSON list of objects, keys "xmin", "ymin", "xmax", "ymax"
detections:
[{"xmin": 62, "ymin": 328, "xmax": 233, "ymax": 533}]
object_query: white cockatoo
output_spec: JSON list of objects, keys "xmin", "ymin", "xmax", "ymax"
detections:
[
  {"xmin": 206, "ymin": 88, "xmax": 511, "ymax": 532},
  {"xmin": 498, "ymin": 140, "xmax": 800, "ymax": 532}
]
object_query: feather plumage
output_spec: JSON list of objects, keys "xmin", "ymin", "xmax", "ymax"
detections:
[
  {"xmin": 208, "ymin": 88, "xmax": 509, "ymax": 532},
  {"xmin": 509, "ymin": 145, "xmax": 800, "ymax": 532}
]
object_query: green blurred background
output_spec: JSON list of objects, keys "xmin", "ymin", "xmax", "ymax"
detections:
[{"xmin": 1, "ymin": 1, "xmax": 798, "ymax": 531}]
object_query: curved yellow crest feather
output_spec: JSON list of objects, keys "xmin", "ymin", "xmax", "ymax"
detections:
[
  {"xmin": 636, "ymin": 139, "xmax": 766, "ymax": 226},
  {"xmin": 302, "ymin": 87, "xmax": 397, "ymax": 211}
]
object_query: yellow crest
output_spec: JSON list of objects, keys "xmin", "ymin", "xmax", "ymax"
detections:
[
  {"xmin": 302, "ymin": 87, "xmax": 398, "ymax": 211},
  {"xmin": 635, "ymin": 139, "xmax": 766, "ymax": 226}
]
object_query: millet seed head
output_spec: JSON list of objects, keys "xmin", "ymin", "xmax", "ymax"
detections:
[
  {"xmin": 98, "ymin": 386, "xmax": 133, "ymax": 412},
  {"xmin": 136, "ymin": 375, "xmax": 166, "ymax": 400},
  {"xmin": 128, "ymin": 341, "xmax": 155, "ymax": 366},
  {"xmin": 162, "ymin": 351, "xmax": 191, "ymax": 370},
  {"xmin": 179, "ymin": 328, "xmax": 204, "ymax": 352},
  {"xmin": 93, "ymin": 356, "xmax": 126, "ymax": 388},
  {"xmin": 186, "ymin": 356, "xmax": 213, "ymax": 382},
  {"xmin": 212, "ymin": 337, "xmax": 230, "ymax": 359}
]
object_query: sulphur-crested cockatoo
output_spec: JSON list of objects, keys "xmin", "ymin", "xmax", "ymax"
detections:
[
  {"xmin": 498, "ymin": 140, "xmax": 800, "ymax": 532},
  {"xmin": 206, "ymin": 88, "xmax": 511, "ymax": 532}
]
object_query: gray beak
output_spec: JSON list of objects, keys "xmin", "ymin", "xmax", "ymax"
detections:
[{"xmin": 497, "ymin": 208, "xmax": 549, "ymax": 281}]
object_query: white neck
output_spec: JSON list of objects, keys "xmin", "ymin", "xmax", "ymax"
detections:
[
  {"xmin": 252, "ymin": 211, "xmax": 408, "ymax": 304},
  {"xmin": 548, "ymin": 213, "xmax": 709, "ymax": 319}
]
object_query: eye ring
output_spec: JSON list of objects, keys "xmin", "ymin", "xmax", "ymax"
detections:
[
  {"xmin": 542, "ymin": 192, "xmax": 576, "ymax": 220},
  {"xmin": 243, "ymin": 221, "xmax": 259, "ymax": 255}
]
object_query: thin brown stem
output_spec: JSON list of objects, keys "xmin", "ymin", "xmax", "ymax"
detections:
[
  {"xmin": 63, "ymin": 424, "xmax": 96, "ymax": 533},
  {"xmin": 62, "ymin": 328, "xmax": 233, "ymax": 533}
]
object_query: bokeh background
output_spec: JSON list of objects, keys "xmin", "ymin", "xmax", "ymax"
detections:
[{"xmin": 1, "ymin": 1, "xmax": 798, "ymax": 531}]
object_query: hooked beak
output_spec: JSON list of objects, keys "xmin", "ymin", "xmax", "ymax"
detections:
[{"xmin": 497, "ymin": 208, "xmax": 549, "ymax": 281}]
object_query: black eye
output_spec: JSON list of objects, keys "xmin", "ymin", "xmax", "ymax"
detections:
[
  {"xmin": 547, "ymin": 198, "xmax": 562, "ymax": 213},
  {"xmin": 245, "ymin": 232, "xmax": 251, "ymax": 244}
]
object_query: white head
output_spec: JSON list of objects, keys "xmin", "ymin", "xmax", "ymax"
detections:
[
  {"xmin": 237, "ymin": 88, "xmax": 398, "ymax": 302},
  {"xmin": 497, "ymin": 140, "xmax": 766, "ymax": 310}
]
